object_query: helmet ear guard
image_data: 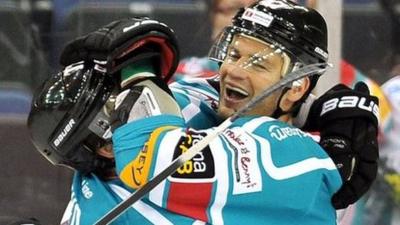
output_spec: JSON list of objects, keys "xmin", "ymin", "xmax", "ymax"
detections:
[{"xmin": 28, "ymin": 62, "xmax": 119, "ymax": 174}]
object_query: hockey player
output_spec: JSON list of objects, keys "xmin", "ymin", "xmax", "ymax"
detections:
[
  {"xmin": 177, "ymin": 2, "xmax": 390, "ymax": 220},
  {"xmin": 108, "ymin": 2, "xmax": 378, "ymax": 224},
  {"xmin": 28, "ymin": 1, "xmax": 378, "ymax": 224},
  {"xmin": 28, "ymin": 18, "xmax": 186, "ymax": 225}
]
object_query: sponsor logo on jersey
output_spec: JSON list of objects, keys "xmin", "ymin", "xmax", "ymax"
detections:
[
  {"xmin": 242, "ymin": 8, "xmax": 274, "ymax": 28},
  {"xmin": 167, "ymin": 129, "xmax": 215, "ymax": 221},
  {"xmin": 269, "ymin": 125, "xmax": 309, "ymax": 141},
  {"xmin": 120, "ymin": 126, "xmax": 177, "ymax": 189},
  {"xmin": 129, "ymin": 144, "xmax": 153, "ymax": 188},
  {"xmin": 170, "ymin": 129, "xmax": 215, "ymax": 182},
  {"xmin": 52, "ymin": 118, "xmax": 76, "ymax": 147},
  {"xmin": 223, "ymin": 128, "xmax": 262, "ymax": 195},
  {"xmin": 81, "ymin": 179, "xmax": 93, "ymax": 199},
  {"xmin": 320, "ymin": 96, "xmax": 379, "ymax": 119},
  {"xmin": 120, "ymin": 127, "xmax": 170, "ymax": 189}
]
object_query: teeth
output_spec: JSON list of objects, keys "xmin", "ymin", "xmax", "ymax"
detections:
[{"xmin": 226, "ymin": 85, "xmax": 249, "ymax": 97}]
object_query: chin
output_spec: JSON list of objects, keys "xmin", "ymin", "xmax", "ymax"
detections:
[{"xmin": 217, "ymin": 106, "xmax": 234, "ymax": 120}]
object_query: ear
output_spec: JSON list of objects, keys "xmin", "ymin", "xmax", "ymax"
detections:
[
  {"xmin": 280, "ymin": 77, "xmax": 310, "ymax": 111},
  {"xmin": 97, "ymin": 144, "xmax": 114, "ymax": 159}
]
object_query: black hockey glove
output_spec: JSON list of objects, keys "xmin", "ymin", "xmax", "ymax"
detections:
[
  {"xmin": 302, "ymin": 82, "xmax": 379, "ymax": 209},
  {"xmin": 59, "ymin": 17, "xmax": 179, "ymax": 82}
]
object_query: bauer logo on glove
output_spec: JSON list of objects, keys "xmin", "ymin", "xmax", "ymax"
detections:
[{"xmin": 320, "ymin": 95, "xmax": 379, "ymax": 119}]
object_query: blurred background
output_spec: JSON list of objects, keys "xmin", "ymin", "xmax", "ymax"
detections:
[{"xmin": 1, "ymin": 0, "xmax": 400, "ymax": 224}]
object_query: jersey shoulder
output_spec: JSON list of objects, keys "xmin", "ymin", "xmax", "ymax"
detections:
[
  {"xmin": 232, "ymin": 117, "xmax": 329, "ymax": 162},
  {"xmin": 170, "ymin": 76, "xmax": 221, "ymax": 129}
]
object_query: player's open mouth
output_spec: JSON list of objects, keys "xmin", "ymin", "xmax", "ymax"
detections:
[{"xmin": 225, "ymin": 85, "xmax": 249, "ymax": 101}]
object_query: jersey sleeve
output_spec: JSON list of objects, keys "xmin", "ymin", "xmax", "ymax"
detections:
[{"xmin": 112, "ymin": 115, "xmax": 185, "ymax": 190}]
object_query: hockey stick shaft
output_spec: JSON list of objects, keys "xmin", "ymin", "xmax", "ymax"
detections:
[{"xmin": 94, "ymin": 62, "xmax": 329, "ymax": 225}]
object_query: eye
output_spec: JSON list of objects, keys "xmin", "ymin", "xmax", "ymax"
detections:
[
  {"xmin": 250, "ymin": 57, "xmax": 270, "ymax": 72},
  {"xmin": 253, "ymin": 63, "xmax": 268, "ymax": 71},
  {"xmin": 227, "ymin": 49, "xmax": 240, "ymax": 62}
]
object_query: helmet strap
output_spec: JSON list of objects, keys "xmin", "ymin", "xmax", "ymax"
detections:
[
  {"xmin": 270, "ymin": 86, "xmax": 304, "ymax": 119},
  {"xmin": 271, "ymin": 87, "xmax": 290, "ymax": 119}
]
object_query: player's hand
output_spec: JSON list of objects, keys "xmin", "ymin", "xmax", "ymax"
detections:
[
  {"xmin": 302, "ymin": 82, "xmax": 379, "ymax": 209},
  {"xmin": 59, "ymin": 17, "xmax": 179, "ymax": 82}
]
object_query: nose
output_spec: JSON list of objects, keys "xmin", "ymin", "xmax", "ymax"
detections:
[{"xmin": 220, "ymin": 61, "xmax": 248, "ymax": 80}]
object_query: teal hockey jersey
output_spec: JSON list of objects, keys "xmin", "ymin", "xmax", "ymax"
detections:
[{"xmin": 112, "ymin": 76, "xmax": 342, "ymax": 224}]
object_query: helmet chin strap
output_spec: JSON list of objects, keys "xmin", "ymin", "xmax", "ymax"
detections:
[
  {"xmin": 271, "ymin": 85, "xmax": 308, "ymax": 119},
  {"xmin": 271, "ymin": 54, "xmax": 295, "ymax": 119},
  {"xmin": 270, "ymin": 87, "xmax": 290, "ymax": 119}
]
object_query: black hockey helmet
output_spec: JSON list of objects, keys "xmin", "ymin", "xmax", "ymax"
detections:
[
  {"xmin": 27, "ymin": 62, "xmax": 118, "ymax": 174},
  {"xmin": 209, "ymin": 0, "xmax": 329, "ymax": 86}
]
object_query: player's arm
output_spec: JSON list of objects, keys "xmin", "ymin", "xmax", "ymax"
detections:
[{"xmin": 58, "ymin": 17, "xmax": 185, "ymax": 188}]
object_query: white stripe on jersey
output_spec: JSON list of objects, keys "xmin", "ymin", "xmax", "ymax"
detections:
[
  {"xmin": 238, "ymin": 117, "xmax": 337, "ymax": 179},
  {"xmin": 208, "ymin": 138, "xmax": 229, "ymax": 225},
  {"xmin": 109, "ymin": 183, "xmax": 173, "ymax": 225},
  {"xmin": 60, "ymin": 197, "xmax": 74, "ymax": 224},
  {"xmin": 149, "ymin": 129, "xmax": 183, "ymax": 207},
  {"xmin": 254, "ymin": 134, "xmax": 337, "ymax": 180},
  {"xmin": 60, "ymin": 193, "xmax": 81, "ymax": 225},
  {"xmin": 70, "ymin": 202, "xmax": 80, "ymax": 225},
  {"xmin": 241, "ymin": 116, "xmax": 275, "ymax": 132},
  {"xmin": 242, "ymin": 117, "xmax": 318, "ymax": 141},
  {"xmin": 181, "ymin": 93, "xmax": 201, "ymax": 122}
]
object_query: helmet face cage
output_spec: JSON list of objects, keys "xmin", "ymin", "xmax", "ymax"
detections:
[
  {"xmin": 209, "ymin": 0, "xmax": 329, "ymax": 78},
  {"xmin": 209, "ymin": 26, "xmax": 293, "ymax": 72},
  {"xmin": 28, "ymin": 62, "xmax": 118, "ymax": 173}
]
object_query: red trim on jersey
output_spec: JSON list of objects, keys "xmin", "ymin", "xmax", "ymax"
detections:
[{"xmin": 167, "ymin": 182, "xmax": 213, "ymax": 222}]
